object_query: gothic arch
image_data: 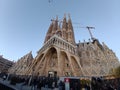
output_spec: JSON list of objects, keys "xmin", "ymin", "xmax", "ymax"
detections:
[
  {"xmin": 41, "ymin": 47, "xmax": 58, "ymax": 75},
  {"xmin": 37, "ymin": 53, "xmax": 44, "ymax": 62},
  {"xmin": 59, "ymin": 51, "xmax": 73, "ymax": 76},
  {"xmin": 70, "ymin": 56, "xmax": 83, "ymax": 76},
  {"xmin": 71, "ymin": 56, "xmax": 79, "ymax": 69},
  {"xmin": 46, "ymin": 47, "xmax": 58, "ymax": 67}
]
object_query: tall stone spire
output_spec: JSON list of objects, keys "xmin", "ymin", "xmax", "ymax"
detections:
[
  {"xmin": 44, "ymin": 21, "xmax": 53, "ymax": 43},
  {"xmin": 62, "ymin": 14, "xmax": 67, "ymax": 29},
  {"xmin": 45, "ymin": 14, "xmax": 75, "ymax": 44},
  {"xmin": 67, "ymin": 14, "xmax": 75, "ymax": 44},
  {"xmin": 52, "ymin": 16, "xmax": 58, "ymax": 35},
  {"xmin": 56, "ymin": 22, "xmax": 62, "ymax": 37},
  {"xmin": 62, "ymin": 14, "xmax": 67, "ymax": 40}
]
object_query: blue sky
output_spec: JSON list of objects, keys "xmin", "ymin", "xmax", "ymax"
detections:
[{"xmin": 0, "ymin": 0, "xmax": 120, "ymax": 61}]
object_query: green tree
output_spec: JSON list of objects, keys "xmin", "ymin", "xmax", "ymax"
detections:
[
  {"xmin": 110, "ymin": 66, "xmax": 120, "ymax": 77},
  {"xmin": 114, "ymin": 66, "xmax": 120, "ymax": 77}
]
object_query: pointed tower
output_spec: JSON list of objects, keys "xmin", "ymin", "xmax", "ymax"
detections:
[
  {"xmin": 61, "ymin": 14, "xmax": 67, "ymax": 40},
  {"xmin": 44, "ymin": 16, "xmax": 59, "ymax": 43},
  {"xmin": 52, "ymin": 16, "xmax": 58, "ymax": 35},
  {"xmin": 44, "ymin": 21, "xmax": 53, "ymax": 43},
  {"xmin": 56, "ymin": 22, "xmax": 62, "ymax": 37},
  {"xmin": 67, "ymin": 14, "xmax": 75, "ymax": 45}
]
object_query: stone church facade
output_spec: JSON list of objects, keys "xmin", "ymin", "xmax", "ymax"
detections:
[
  {"xmin": 9, "ymin": 15, "xmax": 119, "ymax": 77},
  {"xmin": 8, "ymin": 51, "xmax": 33, "ymax": 75}
]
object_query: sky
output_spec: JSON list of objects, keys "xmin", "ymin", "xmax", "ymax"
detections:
[{"xmin": 0, "ymin": 0, "xmax": 120, "ymax": 61}]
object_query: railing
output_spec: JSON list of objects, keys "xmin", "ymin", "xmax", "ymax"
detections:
[{"xmin": 38, "ymin": 35, "xmax": 77, "ymax": 55}]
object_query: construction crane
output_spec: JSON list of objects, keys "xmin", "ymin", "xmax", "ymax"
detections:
[
  {"xmin": 74, "ymin": 25, "xmax": 95, "ymax": 40},
  {"xmin": 86, "ymin": 26, "xmax": 95, "ymax": 40}
]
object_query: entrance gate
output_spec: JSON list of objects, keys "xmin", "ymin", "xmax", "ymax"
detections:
[{"xmin": 48, "ymin": 71, "xmax": 57, "ymax": 77}]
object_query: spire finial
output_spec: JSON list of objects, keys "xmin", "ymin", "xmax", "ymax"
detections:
[
  {"xmin": 56, "ymin": 15, "xmax": 58, "ymax": 21},
  {"xmin": 68, "ymin": 13, "xmax": 71, "ymax": 19},
  {"xmin": 64, "ymin": 13, "xmax": 66, "ymax": 18},
  {"xmin": 51, "ymin": 18, "xmax": 55, "ymax": 23},
  {"xmin": 30, "ymin": 51, "xmax": 32, "ymax": 54}
]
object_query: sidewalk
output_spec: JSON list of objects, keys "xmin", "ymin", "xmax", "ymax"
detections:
[
  {"xmin": 0, "ymin": 78, "xmax": 18, "ymax": 90},
  {"xmin": 0, "ymin": 78, "xmax": 59, "ymax": 90}
]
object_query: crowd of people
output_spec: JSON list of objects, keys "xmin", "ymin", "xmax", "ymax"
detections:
[
  {"xmin": 0, "ymin": 72, "xmax": 120, "ymax": 90},
  {"xmin": 91, "ymin": 77, "xmax": 120, "ymax": 90}
]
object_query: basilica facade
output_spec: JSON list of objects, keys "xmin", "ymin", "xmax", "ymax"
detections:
[{"xmin": 9, "ymin": 15, "xmax": 120, "ymax": 77}]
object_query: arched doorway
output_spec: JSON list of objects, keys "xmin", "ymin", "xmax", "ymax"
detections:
[{"xmin": 48, "ymin": 71, "xmax": 57, "ymax": 77}]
